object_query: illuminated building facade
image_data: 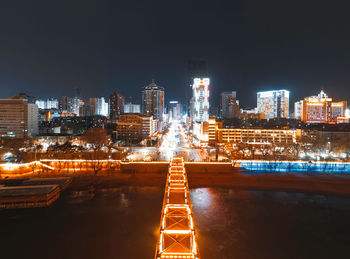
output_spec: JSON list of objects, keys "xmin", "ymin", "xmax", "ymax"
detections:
[
  {"xmin": 124, "ymin": 102, "xmax": 141, "ymax": 114},
  {"xmin": 35, "ymin": 98, "xmax": 59, "ymax": 110},
  {"xmin": 201, "ymin": 118, "xmax": 300, "ymax": 145},
  {"xmin": 89, "ymin": 97, "xmax": 109, "ymax": 117},
  {"xmin": 58, "ymin": 96, "xmax": 81, "ymax": 115},
  {"xmin": 168, "ymin": 100, "xmax": 182, "ymax": 121},
  {"xmin": 295, "ymin": 90, "xmax": 347, "ymax": 123},
  {"xmin": 115, "ymin": 114, "xmax": 156, "ymax": 141},
  {"xmin": 59, "ymin": 96, "xmax": 73, "ymax": 112},
  {"xmin": 221, "ymin": 91, "xmax": 240, "ymax": 119},
  {"xmin": 109, "ymin": 92, "xmax": 125, "ymax": 119},
  {"xmin": 141, "ymin": 80, "xmax": 164, "ymax": 121},
  {"xmin": 257, "ymin": 90, "xmax": 289, "ymax": 119},
  {"xmin": 190, "ymin": 78, "xmax": 210, "ymax": 122},
  {"xmin": 0, "ymin": 99, "xmax": 39, "ymax": 138}
]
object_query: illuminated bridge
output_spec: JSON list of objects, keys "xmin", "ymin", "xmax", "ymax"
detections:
[{"xmin": 155, "ymin": 156, "xmax": 200, "ymax": 259}]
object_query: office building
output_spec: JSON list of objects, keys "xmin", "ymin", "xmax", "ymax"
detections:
[
  {"xmin": 115, "ymin": 114, "xmax": 156, "ymax": 141},
  {"xmin": 35, "ymin": 99, "xmax": 46, "ymax": 109},
  {"xmin": 59, "ymin": 96, "xmax": 73, "ymax": 112},
  {"xmin": 200, "ymin": 118, "xmax": 301, "ymax": 145},
  {"xmin": 168, "ymin": 101, "xmax": 182, "ymax": 121},
  {"xmin": 124, "ymin": 103, "xmax": 141, "ymax": 114},
  {"xmin": 257, "ymin": 90, "xmax": 290, "ymax": 119},
  {"xmin": 141, "ymin": 80, "xmax": 164, "ymax": 120},
  {"xmin": 295, "ymin": 90, "xmax": 347, "ymax": 123},
  {"xmin": 221, "ymin": 91, "xmax": 240, "ymax": 119},
  {"xmin": 190, "ymin": 78, "xmax": 210, "ymax": 122},
  {"xmin": 90, "ymin": 97, "xmax": 109, "ymax": 116},
  {"xmin": 109, "ymin": 92, "xmax": 125, "ymax": 118},
  {"xmin": 0, "ymin": 99, "xmax": 38, "ymax": 138}
]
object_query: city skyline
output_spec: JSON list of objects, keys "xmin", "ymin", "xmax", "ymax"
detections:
[
  {"xmin": 1, "ymin": 1, "xmax": 350, "ymax": 107},
  {"xmin": 1, "ymin": 2, "xmax": 349, "ymax": 259}
]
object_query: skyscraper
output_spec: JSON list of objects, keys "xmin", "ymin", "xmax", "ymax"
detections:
[
  {"xmin": 109, "ymin": 92, "xmax": 125, "ymax": 118},
  {"xmin": 90, "ymin": 97, "xmax": 109, "ymax": 116},
  {"xmin": 190, "ymin": 78, "xmax": 210, "ymax": 123},
  {"xmin": 187, "ymin": 60, "xmax": 208, "ymax": 108},
  {"xmin": 71, "ymin": 97, "xmax": 82, "ymax": 116},
  {"xmin": 59, "ymin": 96, "xmax": 73, "ymax": 112},
  {"xmin": 221, "ymin": 91, "xmax": 240, "ymax": 119},
  {"xmin": 0, "ymin": 99, "xmax": 38, "ymax": 138},
  {"xmin": 168, "ymin": 101, "xmax": 182, "ymax": 121},
  {"xmin": 141, "ymin": 80, "xmax": 164, "ymax": 120},
  {"xmin": 257, "ymin": 90, "xmax": 289, "ymax": 119}
]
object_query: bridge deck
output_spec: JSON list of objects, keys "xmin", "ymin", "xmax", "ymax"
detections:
[{"xmin": 155, "ymin": 156, "xmax": 200, "ymax": 259}]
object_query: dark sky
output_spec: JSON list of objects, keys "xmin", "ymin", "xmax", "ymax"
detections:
[{"xmin": 0, "ymin": 0, "xmax": 349, "ymax": 107}]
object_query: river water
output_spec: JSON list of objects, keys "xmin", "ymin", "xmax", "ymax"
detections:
[{"xmin": 1, "ymin": 187, "xmax": 349, "ymax": 259}]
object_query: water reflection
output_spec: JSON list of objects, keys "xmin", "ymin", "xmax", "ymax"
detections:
[
  {"xmin": 0, "ymin": 187, "xmax": 348, "ymax": 259},
  {"xmin": 191, "ymin": 188, "xmax": 213, "ymax": 210},
  {"xmin": 191, "ymin": 188, "xmax": 350, "ymax": 259}
]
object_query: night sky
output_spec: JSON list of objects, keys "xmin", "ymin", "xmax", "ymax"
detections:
[{"xmin": 0, "ymin": 0, "xmax": 349, "ymax": 107}]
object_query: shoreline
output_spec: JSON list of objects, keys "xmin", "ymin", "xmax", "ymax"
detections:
[{"xmin": 3, "ymin": 162, "xmax": 350, "ymax": 197}]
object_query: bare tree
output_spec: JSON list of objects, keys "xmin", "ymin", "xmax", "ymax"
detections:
[{"xmin": 81, "ymin": 128, "xmax": 110, "ymax": 174}]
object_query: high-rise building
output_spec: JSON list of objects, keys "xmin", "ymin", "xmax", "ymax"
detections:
[
  {"xmin": 141, "ymin": 80, "xmax": 164, "ymax": 120},
  {"xmin": 46, "ymin": 98, "xmax": 59, "ymax": 109},
  {"xmin": 90, "ymin": 97, "xmax": 109, "ymax": 116},
  {"xmin": 115, "ymin": 114, "xmax": 156, "ymax": 141},
  {"xmin": 295, "ymin": 90, "xmax": 347, "ymax": 123},
  {"xmin": 257, "ymin": 90, "xmax": 290, "ymax": 119},
  {"xmin": 294, "ymin": 100, "xmax": 303, "ymax": 119},
  {"xmin": 168, "ymin": 101, "xmax": 182, "ymax": 121},
  {"xmin": 190, "ymin": 78, "xmax": 210, "ymax": 123},
  {"xmin": 187, "ymin": 60, "xmax": 208, "ymax": 111},
  {"xmin": 71, "ymin": 97, "xmax": 82, "ymax": 116},
  {"xmin": 124, "ymin": 103, "xmax": 141, "ymax": 114},
  {"xmin": 35, "ymin": 99, "xmax": 46, "ymax": 109},
  {"xmin": 109, "ymin": 92, "xmax": 125, "ymax": 118},
  {"xmin": 35, "ymin": 98, "xmax": 59, "ymax": 110},
  {"xmin": 58, "ymin": 96, "xmax": 82, "ymax": 115},
  {"xmin": 0, "ymin": 99, "xmax": 38, "ymax": 138},
  {"xmin": 59, "ymin": 96, "xmax": 73, "ymax": 112},
  {"xmin": 221, "ymin": 91, "xmax": 240, "ymax": 119},
  {"xmin": 79, "ymin": 103, "xmax": 92, "ymax": 117}
]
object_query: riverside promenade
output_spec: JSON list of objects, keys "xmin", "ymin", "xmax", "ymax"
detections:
[{"xmin": 1, "ymin": 160, "xmax": 350, "ymax": 197}]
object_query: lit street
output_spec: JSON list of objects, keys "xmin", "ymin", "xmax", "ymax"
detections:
[{"xmin": 125, "ymin": 121, "xmax": 208, "ymax": 162}]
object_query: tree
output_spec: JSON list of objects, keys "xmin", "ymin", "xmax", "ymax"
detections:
[
  {"xmin": 81, "ymin": 128, "xmax": 110, "ymax": 174},
  {"xmin": 82, "ymin": 128, "xmax": 109, "ymax": 151}
]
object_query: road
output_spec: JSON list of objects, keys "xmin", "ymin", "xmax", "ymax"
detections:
[{"xmin": 125, "ymin": 122, "xmax": 208, "ymax": 162}]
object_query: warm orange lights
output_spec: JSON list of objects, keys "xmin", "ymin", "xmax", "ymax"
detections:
[{"xmin": 155, "ymin": 156, "xmax": 200, "ymax": 259}]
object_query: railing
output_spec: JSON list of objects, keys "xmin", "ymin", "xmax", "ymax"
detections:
[{"xmin": 155, "ymin": 156, "xmax": 200, "ymax": 259}]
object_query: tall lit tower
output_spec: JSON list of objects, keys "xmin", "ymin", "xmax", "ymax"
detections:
[
  {"xmin": 190, "ymin": 78, "xmax": 210, "ymax": 122},
  {"xmin": 141, "ymin": 80, "xmax": 164, "ymax": 120},
  {"xmin": 109, "ymin": 92, "xmax": 125, "ymax": 119}
]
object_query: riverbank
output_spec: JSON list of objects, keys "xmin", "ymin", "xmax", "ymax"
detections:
[{"xmin": 5, "ymin": 162, "xmax": 350, "ymax": 197}]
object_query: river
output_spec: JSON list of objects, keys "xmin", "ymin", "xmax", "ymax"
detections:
[{"xmin": 1, "ymin": 187, "xmax": 349, "ymax": 259}]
